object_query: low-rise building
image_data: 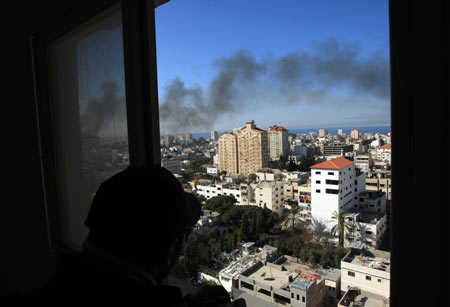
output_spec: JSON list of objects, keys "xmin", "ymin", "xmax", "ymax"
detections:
[
  {"xmin": 357, "ymin": 191, "xmax": 386, "ymax": 213},
  {"xmin": 161, "ymin": 158, "xmax": 182, "ymax": 174},
  {"xmin": 255, "ymin": 181, "xmax": 284, "ymax": 216},
  {"xmin": 344, "ymin": 211, "xmax": 388, "ymax": 250},
  {"xmin": 195, "ymin": 182, "xmax": 246, "ymax": 204},
  {"xmin": 231, "ymin": 254, "xmax": 341, "ymax": 307},
  {"xmin": 340, "ymin": 248, "xmax": 390, "ymax": 300}
]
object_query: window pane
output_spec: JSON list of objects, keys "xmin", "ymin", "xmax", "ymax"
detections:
[{"xmin": 47, "ymin": 5, "xmax": 128, "ymax": 250}]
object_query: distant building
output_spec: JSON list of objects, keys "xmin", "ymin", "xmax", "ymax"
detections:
[
  {"xmin": 195, "ymin": 182, "xmax": 248, "ymax": 205},
  {"xmin": 338, "ymin": 129, "xmax": 344, "ymax": 136},
  {"xmin": 268, "ymin": 125, "xmax": 289, "ymax": 159},
  {"xmin": 319, "ymin": 129, "xmax": 328, "ymax": 137},
  {"xmin": 211, "ymin": 130, "xmax": 218, "ymax": 141},
  {"xmin": 237, "ymin": 121, "xmax": 269, "ymax": 177},
  {"xmin": 310, "ymin": 156, "xmax": 366, "ymax": 229},
  {"xmin": 206, "ymin": 165, "xmax": 218, "ymax": 176},
  {"xmin": 351, "ymin": 129, "xmax": 361, "ymax": 139},
  {"xmin": 344, "ymin": 211, "xmax": 388, "ymax": 249},
  {"xmin": 323, "ymin": 143, "xmax": 354, "ymax": 157},
  {"xmin": 218, "ymin": 133, "xmax": 239, "ymax": 175},
  {"xmin": 374, "ymin": 145, "xmax": 391, "ymax": 164},
  {"xmin": 354, "ymin": 154, "xmax": 372, "ymax": 173},
  {"xmin": 185, "ymin": 133, "xmax": 192, "ymax": 141},
  {"xmin": 255, "ymin": 181, "xmax": 284, "ymax": 216},
  {"xmin": 161, "ymin": 158, "xmax": 181, "ymax": 174}
]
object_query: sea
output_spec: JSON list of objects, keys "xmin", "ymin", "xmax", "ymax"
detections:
[{"xmin": 190, "ymin": 125, "xmax": 391, "ymax": 139}]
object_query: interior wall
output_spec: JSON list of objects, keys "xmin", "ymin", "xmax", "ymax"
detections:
[{"xmin": 3, "ymin": 0, "xmax": 84, "ymax": 293}]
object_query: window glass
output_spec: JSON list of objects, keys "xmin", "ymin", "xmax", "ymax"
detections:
[{"xmin": 48, "ymin": 4, "xmax": 128, "ymax": 249}]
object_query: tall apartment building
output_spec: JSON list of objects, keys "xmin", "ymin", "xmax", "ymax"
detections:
[
  {"xmin": 185, "ymin": 133, "xmax": 192, "ymax": 141},
  {"xmin": 338, "ymin": 129, "xmax": 344, "ymax": 136},
  {"xmin": 237, "ymin": 121, "xmax": 269, "ymax": 177},
  {"xmin": 218, "ymin": 133, "xmax": 239, "ymax": 175},
  {"xmin": 310, "ymin": 156, "xmax": 366, "ymax": 229},
  {"xmin": 354, "ymin": 154, "xmax": 372, "ymax": 173},
  {"xmin": 350, "ymin": 129, "xmax": 361, "ymax": 139},
  {"xmin": 211, "ymin": 130, "xmax": 218, "ymax": 141},
  {"xmin": 318, "ymin": 129, "xmax": 328, "ymax": 137},
  {"xmin": 268, "ymin": 125, "xmax": 289, "ymax": 159}
]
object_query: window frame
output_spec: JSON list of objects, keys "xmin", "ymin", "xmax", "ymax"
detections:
[{"xmin": 31, "ymin": 0, "xmax": 160, "ymax": 254}]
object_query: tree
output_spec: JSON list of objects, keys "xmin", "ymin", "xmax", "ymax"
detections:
[
  {"xmin": 247, "ymin": 173, "xmax": 257, "ymax": 182},
  {"xmin": 330, "ymin": 211, "xmax": 353, "ymax": 246},
  {"xmin": 311, "ymin": 216, "xmax": 328, "ymax": 245},
  {"xmin": 204, "ymin": 195, "xmax": 236, "ymax": 214},
  {"xmin": 288, "ymin": 202, "xmax": 300, "ymax": 230}
]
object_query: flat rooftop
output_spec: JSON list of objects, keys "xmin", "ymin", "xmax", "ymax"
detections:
[
  {"xmin": 247, "ymin": 266, "xmax": 291, "ymax": 290},
  {"xmin": 282, "ymin": 258, "xmax": 341, "ymax": 282},
  {"xmin": 339, "ymin": 289, "xmax": 389, "ymax": 307},
  {"xmin": 343, "ymin": 249, "xmax": 391, "ymax": 273}
]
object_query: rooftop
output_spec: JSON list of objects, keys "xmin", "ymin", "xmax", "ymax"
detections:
[
  {"xmin": 343, "ymin": 249, "xmax": 391, "ymax": 274},
  {"xmin": 310, "ymin": 156, "xmax": 354, "ymax": 170}
]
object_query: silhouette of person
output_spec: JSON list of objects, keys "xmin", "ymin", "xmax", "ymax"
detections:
[{"xmin": 41, "ymin": 165, "xmax": 246, "ymax": 306}]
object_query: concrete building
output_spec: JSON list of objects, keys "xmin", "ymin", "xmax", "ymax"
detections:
[
  {"xmin": 350, "ymin": 129, "xmax": 361, "ymax": 140},
  {"xmin": 185, "ymin": 133, "xmax": 193, "ymax": 141},
  {"xmin": 164, "ymin": 135, "xmax": 175, "ymax": 146},
  {"xmin": 366, "ymin": 171, "xmax": 392, "ymax": 200},
  {"xmin": 195, "ymin": 182, "xmax": 249, "ymax": 205},
  {"xmin": 161, "ymin": 158, "xmax": 182, "ymax": 174},
  {"xmin": 268, "ymin": 126, "xmax": 289, "ymax": 160},
  {"xmin": 211, "ymin": 130, "xmax": 218, "ymax": 141},
  {"xmin": 354, "ymin": 154, "xmax": 372, "ymax": 173},
  {"xmin": 340, "ymin": 248, "xmax": 390, "ymax": 300},
  {"xmin": 218, "ymin": 133, "xmax": 239, "ymax": 175},
  {"xmin": 374, "ymin": 145, "xmax": 391, "ymax": 164},
  {"xmin": 298, "ymin": 184, "xmax": 312, "ymax": 222},
  {"xmin": 323, "ymin": 143, "xmax": 354, "ymax": 157},
  {"xmin": 344, "ymin": 211, "xmax": 388, "ymax": 249},
  {"xmin": 237, "ymin": 121, "xmax": 269, "ymax": 177},
  {"xmin": 230, "ymin": 254, "xmax": 341, "ymax": 307},
  {"xmin": 310, "ymin": 157, "xmax": 366, "ymax": 229},
  {"xmin": 255, "ymin": 181, "xmax": 284, "ymax": 216},
  {"xmin": 338, "ymin": 129, "xmax": 344, "ymax": 136},
  {"xmin": 206, "ymin": 165, "xmax": 218, "ymax": 176},
  {"xmin": 357, "ymin": 191, "xmax": 386, "ymax": 213},
  {"xmin": 318, "ymin": 129, "xmax": 328, "ymax": 137}
]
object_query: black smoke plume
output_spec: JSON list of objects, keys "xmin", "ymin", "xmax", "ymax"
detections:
[{"xmin": 159, "ymin": 38, "xmax": 390, "ymax": 134}]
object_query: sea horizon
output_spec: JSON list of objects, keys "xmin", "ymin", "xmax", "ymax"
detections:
[{"xmin": 174, "ymin": 125, "xmax": 391, "ymax": 139}]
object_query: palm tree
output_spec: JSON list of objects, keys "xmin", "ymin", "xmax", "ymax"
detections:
[
  {"xmin": 288, "ymin": 202, "xmax": 300, "ymax": 229},
  {"xmin": 330, "ymin": 210, "xmax": 353, "ymax": 246},
  {"xmin": 311, "ymin": 216, "xmax": 328, "ymax": 245}
]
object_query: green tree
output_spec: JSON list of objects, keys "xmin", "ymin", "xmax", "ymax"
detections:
[
  {"xmin": 330, "ymin": 211, "xmax": 353, "ymax": 246},
  {"xmin": 204, "ymin": 195, "xmax": 236, "ymax": 214},
  {"xmin": 288, "ymin": 202, "xmax": 300, "ymax": 230},
  {"xmin": 247, "ymin": 173, "xmax": 257, "ymax": 182}
]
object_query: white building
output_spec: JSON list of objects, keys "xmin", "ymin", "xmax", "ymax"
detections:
[
  {"xmin": 354, "ymin": 154, "xmax": 372, "ymax": 173},
  {"xmin": 206, "ymin": 166, "xmax": 218, "ymax": 176},
  {"xmin": 310, "ymin": 156, "xmax": 366, "ymax": 229},
  {"xmin": 195, "ymin": 182, "xmax": 248, "ymax": 205},
  {"xmin": 374, "ymin": 145, "xmax": 391, "ymax": 164},
  {"xmin": 255, "ymin": 181, "xmax": 284, "ymax": 216},
  {"xmin": 161, "ymin": 158, "xmax": 182, "ymax": 174},
  {"xmin": 340, "ymin": 248, "xmax": 390, "ymax": 300},
  {"xmin": 344, "ymin": 212, "xmax": 388, "ymax": 250},
  {"xmin": 319, "ymin": 129, "xmax": 328, "ymax": 137}
]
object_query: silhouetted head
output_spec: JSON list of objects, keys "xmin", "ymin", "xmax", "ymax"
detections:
[{"xmin": 84, "ymin": 165, "xmax": 201, "ymax": 279}]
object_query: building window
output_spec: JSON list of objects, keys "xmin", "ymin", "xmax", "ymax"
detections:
[
  {"xmin": 378, "ymin": 279, "xmax": 382, "ymax": 283},
  {"xmin": 326, "ymin": 189, "xmax": 339, "ymax": 194},
  {"xmin": 348, "ymin": 271, "xmax": 355, "ymax": 277},
  {"xmin": 366, "ymin": 275, "xmax": 372, "ymax": 281},
  {"xmin": 316, "ymin": 189, "xmax": 320, "ymax": 193},
  {"xmin": 302, "ymin": 296, "xmax": 305, "ymax": 302},
  {"xmin": 315, "ymin": 171, "xmax": 321, "ymax": 174},
  {"xmin": 316, "ymin": 180, "xmax": 321, "ymax": 184},
  {"xmin": 328, "ymin": 172, "xmax": 334, "ymax": 175}
]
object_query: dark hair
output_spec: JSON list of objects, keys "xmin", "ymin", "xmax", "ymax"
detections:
[{"xmin": 84, "ymin": 166, "xmax": 201, "ymax": 266}]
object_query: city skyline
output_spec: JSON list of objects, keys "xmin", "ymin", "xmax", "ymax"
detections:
[{"xmin": 155, "ymin": 0, "xmax": 390, "ymax": 134}]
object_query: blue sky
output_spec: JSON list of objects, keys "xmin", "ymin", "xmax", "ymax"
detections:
[{"xmin": 155, "ymin": 0, "xmax": 390, "ymax": 134}]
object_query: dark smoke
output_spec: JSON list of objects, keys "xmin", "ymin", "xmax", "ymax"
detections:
[
  {"xmin": 81, "ymin": 81, "xmax": 122, "ymax": 136},
  {"xmin": 159, "ymin": 38, "xmax": 390, "ymax": 134}
]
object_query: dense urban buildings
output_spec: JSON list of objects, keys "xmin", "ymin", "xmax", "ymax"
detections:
[{"xmin": 160, "ymin": 125, "xmax": 392, "ymax": 306}]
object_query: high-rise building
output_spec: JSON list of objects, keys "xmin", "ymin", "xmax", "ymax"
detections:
[
  {"xmin": 310, "ymin": 156, "xmax": 366, "ymax": 229},
  {"xmin": 185, "ymin": 133, "xmax": 192, "ymax": 141},
  {"xmin": 164, "ymin": 135, "xmax": 175, "ymax": 146},
  {"xmin": 338, "ymin": 129, "xmax": 344, "ymax": 135},
  {"xmin": 268, "ymin": 125, "xmax": 289, "ymax": 159},
  {"xmin": 351, "ymin": 129, "xmax": 361, "ymax": 139},
  {"xmin": 211, "ymin": 131, "xmax": 218, "ymax": 141},
  {"xmin": 237, "ymin": 121, "xmax": 269, "ymax": 177},
  {"xmin": 319, "ymin": 129, "xmax": 328, "ymax": 137},
  {"xmin": 218, "ymin": 133, "xmax": 239, "ymax": 175}
]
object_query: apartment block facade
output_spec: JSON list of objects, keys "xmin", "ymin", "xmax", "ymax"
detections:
[
  {"xmin": 310, "ymin": 157, "xmax": 366, "ymax": 229},
  {"xmin": 268, "ymin": 125, "xmax": 289, "ymax": 160},
  {"xmin": 237, "ymin": 121, "xmax": 269, "ymax": 177},
  {"xmin": 218, "ymin": 133, "xmax": 239, "ymax": 175}
]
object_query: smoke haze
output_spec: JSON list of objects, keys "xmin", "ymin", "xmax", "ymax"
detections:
[{"xmin": 158, "ymin": 38, "xmax": 390, "ymax": 134}]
